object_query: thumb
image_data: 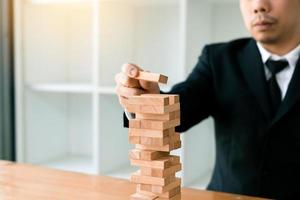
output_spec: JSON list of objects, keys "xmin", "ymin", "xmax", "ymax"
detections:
[
  {"xmin": 139, "ymin": 79, "xmax": 160, "ymax": 93},
  {"xmin": 122, "ymin": 63, "xmax": 142, "ymax": 78}
]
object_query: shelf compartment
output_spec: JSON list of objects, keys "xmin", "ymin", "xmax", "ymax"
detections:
[
  {"xmin": 27, "ymin": 83, "xmax": 95, "ymax": 93},
  {"xmin": 98, "ymin": 94, "xmax": 131, "ymax": 175},
  {"xmin": 24, "ymin": 91, "xmax": 94, "ymax": 173},
  {"xmin": 41, "ymin": 155, "xmax": 95, "ymax": 174},
  {"xmin": 23, "ymin": 3, "xmax": 94, "ymax": 84}
]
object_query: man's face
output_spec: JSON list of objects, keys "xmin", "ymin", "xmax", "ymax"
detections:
[{"xmin": 240, "ymin": 0, "xmax": 300, "ymax": 45}]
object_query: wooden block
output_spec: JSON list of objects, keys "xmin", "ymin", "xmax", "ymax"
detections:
[
  {"xmin": 141, "ymin": 94, "xmax": 179, "ymax": 105},
  {"xmin": 131, "ymin": 171, "xmax": 175, "ymax": 186},
  {"xmin": 129, "ymin": 149, "xmax": 169, "ymax": 161},
  {"xmin": 129, "ymin": 119, "xmax": 141, "ymax": 128},
  {"xmin": 136, "ymin": 141, "xmax": 181, "ymax": 152},
  {"xmin": 136, "ymin": 111, "xmax": 180, "ymax": 121},
  {"xmin": 137, "ymin": 186, "xmax": 180, "ymax": 199},
  {"xmin": 140, "ymin": 163, "xmax": 182, "ymax": 178},
  {"xmin": 129, "ymin": 128, "xmax": 174, "ymax": 138},
  {"xmin": 129, "ymin": 136, "xmax": 141, "ymax": 144},
  {"xmin": 140, "ymin": 136, "xmax": 170, "ymax": 146},
  {"xmin": 129, "ymin": 149, "xmax": 142, "ymax": 160},
  {"xmin": 136, "ymin": 71, "xmax": 168, "ymax": 84},
  {"xmin": 131, "ymin": 155, "xmax": 180, "ymax": 169},
  {"xmin": 136, "ymin": 137, "xmax": 181, "ymax": 152},
  {"xmin": 173, "ymin": 133, "xmax": 180, "ymax": 141},
  {"xmin": 126, "ymin": 103, "xmax": 180, "ymax": 115},
  {"xmin": 128, "ymin": 96, "xmax": 170, "ymax": 106},
  {"xmin": 136, "ymin": 132, "xmax": 180, "ymax": 147},
  {"xmin": 140, "ymin": 119, "xmax": 180, "ymax": 130},
  {"xmin": 138, "ymin": 178, "xmax": 181, "ymax": 194},
  {"xmin": 129, "ymin": 136, "xmax": 169, "ymax": 146},
  {"xmin": 159, "ymin": 186, "xmax": 181, "ymax": 198},
  {"xmin": 157, "ymin": 193, "xmax": 181, "ymax": 200},
  {"xmin": 125, "ymin": 103, "xmax": 141, "ymax": 113},
  {"xmin": 131, "ymin": 192, "xmax": 158, "ymax": 200},
  {"xmin": 140, "ymin": 103, "xmax": 180, "ymax": 114}
]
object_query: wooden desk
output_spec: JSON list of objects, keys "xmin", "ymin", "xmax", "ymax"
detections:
[{"xmin": 0, "ymin": 161, "xmax": 269, "ymax": 200}]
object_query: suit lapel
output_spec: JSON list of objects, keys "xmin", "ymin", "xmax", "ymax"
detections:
[
  {"xmin": 238, "ymin": 39, "xmax": 272, "ymax": 121},
  {"xmin": 272, "ymin": 56, "xmax": 300, "ymax": 125}
]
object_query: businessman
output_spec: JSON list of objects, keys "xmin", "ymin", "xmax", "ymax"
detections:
[{"xmin": 115, "ymin": 0, "xmax": 300, "ymax": 199}]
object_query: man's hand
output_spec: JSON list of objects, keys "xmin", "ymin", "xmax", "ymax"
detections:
[{"xmin": 115, "ymin": 63, "xmax": 160, "ymax": 108}]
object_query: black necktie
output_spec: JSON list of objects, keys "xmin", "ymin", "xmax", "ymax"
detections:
[{"xmin": 265, "ymin": 59, "xmax": 288, "ymax": 116}]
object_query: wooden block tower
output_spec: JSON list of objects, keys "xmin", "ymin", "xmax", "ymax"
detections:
[{"xmin": 123, "ymin": 72, "xmax": 182, "ymax": 200}]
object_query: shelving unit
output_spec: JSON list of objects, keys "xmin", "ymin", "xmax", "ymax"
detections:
[{"xmin": 14, "ymin": 0, "xmax": 249, "ymax": 188}]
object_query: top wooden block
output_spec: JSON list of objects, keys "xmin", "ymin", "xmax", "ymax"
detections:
[
  {"xmin": 141, "ymin": 94, "xmax": 179, "ymax": 105},
  {"xmin": 136, "ymin": 71, "xmax": 168, "ymax": 84},
  {"xmin": 129, "ymin": 96, "xmax": 170, "ymax": 106}
]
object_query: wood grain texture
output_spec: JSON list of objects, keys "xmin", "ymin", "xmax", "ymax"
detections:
[
  {"xmin": 136, "ymin": 71, "xmax": 168, "ymax": 84},
  {"xmin": 131, "ymin": 171, "xmax": 175, "ymax": 186},
  {"xmin": 130, "ymin": 156, "xmax": 180, "ymax": 169},
  {"xmin": 129, "ymin": 149, "xmax": 169, "ymax": 161},
  {"xmin": 129, "ymin": 128, "xmax": 174, "ymax": 138},
  {"xmin": 0, "ymin": 161, "xmax": 270, "ymax": 200},
  {"xmin": 140, "ymin": 163, "xmax": 182, "ymax": 178}
]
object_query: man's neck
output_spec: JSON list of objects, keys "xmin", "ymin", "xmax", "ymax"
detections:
[{"xmin": 260, "ymin": 38, "xmax": 300, "ymax": 56}]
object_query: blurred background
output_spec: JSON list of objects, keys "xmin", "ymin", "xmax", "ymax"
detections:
[{"xmin": 0, "ymin": 0, "xmax": 249, "ymax": 189}]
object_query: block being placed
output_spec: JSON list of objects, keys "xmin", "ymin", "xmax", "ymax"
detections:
[{"xmin": 136, "ymin": 71, "xmax": 168, "ymax": 84}]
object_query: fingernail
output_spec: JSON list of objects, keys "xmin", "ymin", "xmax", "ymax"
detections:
[{"xmin": 129, "ymin": 68, "xmax": 137, "ymax": 77}]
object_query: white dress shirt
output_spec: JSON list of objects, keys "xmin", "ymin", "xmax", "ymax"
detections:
[{"xmin": 256, "ymin": 42, "xmax": 300, "ymax": 100}]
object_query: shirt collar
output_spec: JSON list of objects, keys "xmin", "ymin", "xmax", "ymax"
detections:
[{"xmin": 256, "ymin": 42, "xmax": 300, "ymax": 68}]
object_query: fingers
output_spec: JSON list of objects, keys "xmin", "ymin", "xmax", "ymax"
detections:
[
  {"xmin": 115, "ymin": 82, "xmax": 145, "ymax": 99},
  {"xmin": 118, "ymin": 96, "xmax": 129, "ymax": 108},
  {"xmin": 115, "ymin": 72, "xmax": 140, "ymax": 88},
  {"xmin": 115, "ymin": 63, "xmax": 160, "ymax": 109},
  {"xmin": 122, "ymin": 63, "xmax": 142, "ymax": 78},
  {"xmin": 139, "ymin": 80, "xmax": 160, "ymax": 94}
]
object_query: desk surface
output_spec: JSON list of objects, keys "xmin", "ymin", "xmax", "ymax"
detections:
[{"xmin": 0, "ymin": 161, "xmax": 269, "ymax": 200}]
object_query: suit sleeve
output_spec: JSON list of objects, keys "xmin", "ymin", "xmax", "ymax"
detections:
[
  {"xmin": 171, "ymin": 46, "xmax": 215, "ymax": 132},
  {"xmin": 123, "ymin": 46, "xmax": 214, "ymax": 132}
]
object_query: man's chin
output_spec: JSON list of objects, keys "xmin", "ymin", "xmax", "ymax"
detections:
[{"xmin": 253, "ymin": 33, "xmax": 278, "ymax": 44}]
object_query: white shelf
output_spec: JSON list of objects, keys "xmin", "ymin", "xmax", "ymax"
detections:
[
  {"xmin": 27, "ymin": 83, "xmax": 173, "ymax": 95},
  {"xmin": 27, "ymin": 83, "xmax": 95, "ymax": 93},
  {"xmin": 97, "ymin": 86, "xmax": 115, "ymax": 94},
  {"xmin": 40, "ymin": 155, "xmax": 96, "ymax": 174},
  {"xmin": 27, "ymin": 0, "xmax": 92, "ymax": 4}
]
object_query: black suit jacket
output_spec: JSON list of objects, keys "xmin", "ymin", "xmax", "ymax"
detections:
[{"xmin": 124, "ymin": 38, "xmax": 300, "ymax": 199}]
